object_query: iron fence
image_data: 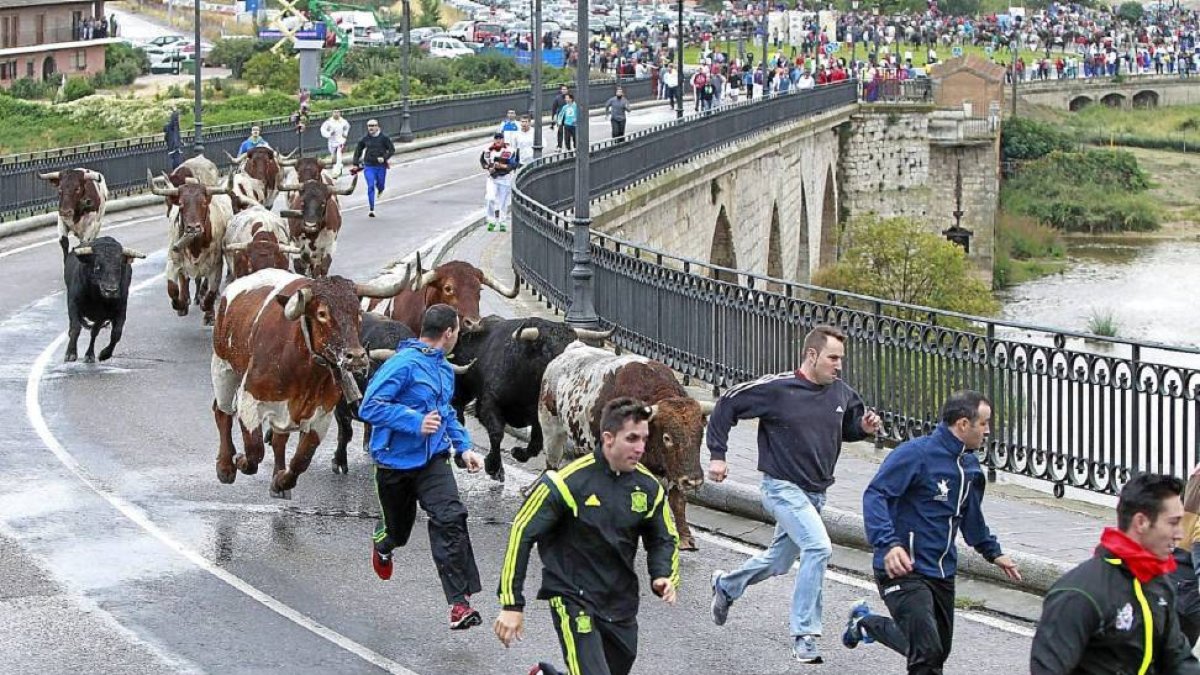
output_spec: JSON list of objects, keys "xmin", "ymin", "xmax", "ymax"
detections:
[
  {"xmin": 0, "ymin": 76, "xmax": 654, "ymax": 222},
  {"xmin": 512, "ymin": 79, "xmax": 1200, "ymax": 496}
]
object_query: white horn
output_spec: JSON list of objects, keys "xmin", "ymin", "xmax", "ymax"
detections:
[
  {"xmin": 38, "ymin": 171, "xmax": 61, "ymax": 181},
  {"xmin": 450, "ymin": 359, "xmax": 475, "ymax": 375},
  {"xmin": 573, "ymin": 326, "xmax": 615, "ymax": 342},
  {"xmin": 481, "ymin": 269, "xmax": 519, "ymax": 298},
  {"xmin": 121, "ymin": 247, "xmax": 146, "ymax": 259},
  {"xmin": 279, "ymin": 244, "xmax": 303, "ymax": 254},
  {"xmin": 224, "ymin": 243, "xmax": 248, "ymax": 252},
  {"xmin": 334, "ymin": 173, "xmax": 358, "ymax": 196},
  {"xmin": 368, "ymin": 349, "xmax": 396, "ymax": 361},
  {"xmin": 72, "ymin": 246, "xmax": 93, "ymax": 256},
  {"xmin": 698, "ymin": 400, "xmax": 716, "ymax": 415},
  {"xmin": 355, "ymin": 264, "xmax": 413, "ymax": 298},
  {"xmin": 648, "ymin": 404, "xmax": 659, "ymax": 421},
  {"xmin": 283, "ymin": 287, "xmax": 310, "ymax": 321},
  {"xmin": 513, "ymin": 327, "xmax": 540, "ymax": 341}
]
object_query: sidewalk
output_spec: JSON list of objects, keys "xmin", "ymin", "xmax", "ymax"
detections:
[{"xmin": 440, "ymin": 180, "xmax": 1110, "ymax": 596}]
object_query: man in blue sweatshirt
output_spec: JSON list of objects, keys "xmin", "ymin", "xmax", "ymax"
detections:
[
  {"xmin": 707, "ymin": 324, "xmax": 882, "ymax": 664},
  {"xmin": 358, "ymin": 304, "xmax": 488, "ymax": 630},
  {"xmin": 844, "ymin": 390, "xmax": 1022, "ymax": 674}
]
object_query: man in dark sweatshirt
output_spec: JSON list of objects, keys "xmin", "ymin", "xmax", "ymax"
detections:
[{"xmin": 706, "ymin": 324, "xmax": 881, "ymax": 664}]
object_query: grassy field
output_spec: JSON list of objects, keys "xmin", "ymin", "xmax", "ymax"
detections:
[
  {"xmin": 1060, "ymin": 103, "xmax": 1200, "ymax": 148},
  {"xmin": 1118, "ymin": 146, "xmax": 1200, "ymax": 230}
]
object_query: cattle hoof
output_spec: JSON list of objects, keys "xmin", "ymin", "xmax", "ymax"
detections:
[
  {"xmin": 270, "ymin": 487, "xmax": 292, "ymax": 500},
  {"xmin": 216, "ymin": 465, "xmax": 236, "ymax": 484},
  {"xmin": 331, "ymin": 458, "xmax": 348, "ymax": 474},
  {"xmin": 511, "ymin": 446, "xmax": 531, "ymax": 462},
  {"xmin": 176, "ymin": 307, "xmax": 189, "ymax": 317},
  {"xmin": 98, "ymin": 348, "xmax": 113, "ymax": 361},
  {"xmin": 83, "ymin": 354, "xmax": 95, "ymax": 364},
  {"xmin": 235, "ymin": 454, "xmax": 258, "ymax": 475},
  {"xmin": 484, "ymin": 454, "xmax": 504, "ymax": 481},
  {"xmin": 64, "ymin": 352, "xmax": 77, "ymax": 363},
  {"xmin": 487, "ymin": 465, "xmax": 505, "ymax": 482},
  {"xmin": 203, "ymin": 314, "xmax": 215, "ymax": 327},
  {"xmin": 453, "ymin": 454, "xmax": 467, "ymax": 470},
  {"xmin": 680, "ymin": 539, "xmax": 699, "ymax": 552}
]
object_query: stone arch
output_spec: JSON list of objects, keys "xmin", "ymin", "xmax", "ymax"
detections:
[
  {"xmin": 709, "ymin": 205, "xmax": 739, "ymax": 283},
  {"xmin": 818, "ymin": 165, "xmax": 838, "ymax": 267},
  {"xmin": 41, "ymin": 56, "xmax": 56, "ymax": 81},
  {"xmin": 1068, "ymin": 95, "xmax": 1093, "ymax": 112},
  {"xmin": 1132, "ymin": 90, "xmax": 1159, "ymax": 108},
  {"xmin": 766, "ymin": 201, "xmax": 783, "ymax": 291},
  {"xmin": 796, "ymin": 184, "xmax": 811, "ymax": 282},
  {"xmin": 1100, "ymin": 92, "xmax": 1126, "ymax": 108}
]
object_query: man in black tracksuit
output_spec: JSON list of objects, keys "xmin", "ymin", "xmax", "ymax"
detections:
[
  {"xmin": 494, "ymin": 397, "xmax": 680, "ymax": 675},
  {"xmin": 1030, "ymin": 473, "xmax": 1200, "ymax": 674},
  {"xmin": 550, "ymin": 84, "xmax": 570, "ymax": 151},
  {"xmin": 351, "ymin": 118, "xmax": 395, "ymax": 217}
]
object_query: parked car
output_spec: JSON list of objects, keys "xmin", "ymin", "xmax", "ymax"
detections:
[
  {"xmin": 148, "ymin": 50, "xmax": 190, "ymax": 75},
  {"xmin": 429, "ymin": 36, "xmax": 475, "ymax": 58}
]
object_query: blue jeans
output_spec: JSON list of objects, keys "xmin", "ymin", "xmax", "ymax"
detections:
[
  {"xmin": 364, "ymin": 165, "xmax": 387, "ymax": 210},
  {"xmin": 716, "ymin": 476, "xmax": 831, "ymax": 637}
]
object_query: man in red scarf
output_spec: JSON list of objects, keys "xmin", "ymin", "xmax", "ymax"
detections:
[{"xmin": 1030, "ymin": 473, "xmax": 1200, "ymax": 674}]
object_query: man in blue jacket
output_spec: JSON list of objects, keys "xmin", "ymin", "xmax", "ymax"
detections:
[
  {"xmin": 359, "ymin": 304, "xmax": 488, "ymax": 630},
  {"xmin": 844, "ymin": 390, "xmax": 1021, "ymax": 674}
]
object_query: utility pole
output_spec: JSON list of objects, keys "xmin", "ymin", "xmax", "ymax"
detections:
[
  {"xmin": 532, "ymin": 0, "xmax": 543, "ymax": 158},
  {"xmin": 193, "ymin": 0, "xmax": 203, "ymax": 154},
  {"xmin": 676, "ymin": 0, "xmax": 684, "ymax": 118},
  {"xmin": 399, "ymin": 0, "xmax": 414, "ymax": 142},
  {"xmin": 567, "ymin": 0, "xmax": 598, "ymax": 329}
]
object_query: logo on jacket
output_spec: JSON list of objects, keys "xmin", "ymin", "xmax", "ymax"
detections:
[
  {"xmin": 934, "ymin": 479, "xmax": 951, "ymax": 501},
  {"xmin": 585, "ymin": 494, "xmax": 602, "ymax": 507},
  {"xmin": 576, "ymin": 612, "xmax": 593, "ymax": 634},
  {"xmin": 630, "ymin": 489, "xmax": 648, "ymax": 514},
  {"xmin": 1115, "ymin": 602, "xmax": 1134, "ymax": 631},
  {"xmin": 835, "ymin": 405, "xmax": 845, "ymax": 414}
]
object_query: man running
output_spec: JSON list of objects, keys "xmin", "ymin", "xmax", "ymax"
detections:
[
  {"xmin": 358, "ymin": 304, "xmax": 488, "ymax": 631},
  {"xmin": 494, "ymin": 397, "xmax": 680, "ymax": 675},
  {"xmin": 480, "ymin": 132, "xmax": 517, "ymax": 232},
  {"xmin": 352, "ymin": 119, "xmax": 395, "ymax": 218},
  {"xmin": 707, "ymin": 324, "xmax": 881, "ymax": 664},
  {"xmin": 604, "ymin": 86, "xmax": 632, "ymax": 142},
  {"xmin": 320, "ymin": 110, "xmax": 351, "ymax": 177}
]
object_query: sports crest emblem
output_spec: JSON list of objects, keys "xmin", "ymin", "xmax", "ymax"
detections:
[{"xmin": 630, "ymin": 490, "xmax": 648, "ymax": 514}]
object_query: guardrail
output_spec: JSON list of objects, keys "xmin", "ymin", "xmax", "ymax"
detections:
[
  {"xmin": 0, "ymin": 76, "xmax": 654, "ymax": 222},
  {"xmin": 513, "ymin": 79, "xmax": 1200, "ymax": 496}
]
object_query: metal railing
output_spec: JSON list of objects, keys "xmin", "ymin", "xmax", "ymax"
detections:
[
  {"xmin": 0, "ymin": 76, "xmax": 654, "ymax": 222},
  {"xmin": 513, "ymin": 78, "xmax": 1200, "ymax": 496}
]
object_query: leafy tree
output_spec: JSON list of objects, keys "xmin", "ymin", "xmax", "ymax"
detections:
[
  {"xmin": 8, "ymin": 77, "xmax": 54, "ymax": 100},
  {"xmin": 417, "ymin": 0, "xmax": 443, "ymax": 28},
  {"xmin": 812, "ymin": 216, "xmax": 998, "ymax": 317},
  {"xmin": 61, "ymin": 76, "xmax": 96, "ymax": 102},
  {"xmin": 242, "ymin": 50, "xmax": 300, "ymax": 93},
  {"xmin": 451, "ymin": 53, "xmax": 524, "ymax": 85},
  {"xmin": 1000, "ymin": 117, "xmax": 1077, "ymax": 162},
  {"xmin": 209, "ymin": 38, "xmax": 262, "ymax": 79},
  {"xmin": 1117, "ymin": 1, "xmax": 1145, "ymax": 22}
]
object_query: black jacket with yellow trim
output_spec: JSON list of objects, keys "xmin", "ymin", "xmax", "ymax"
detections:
[
  {"xmin": 497, "ymin": 449, "xmax": 680, "ymax": 621},
  {"xmin": 1030, "ymin": 545, "xmax": 1200, "ymax": 675}
]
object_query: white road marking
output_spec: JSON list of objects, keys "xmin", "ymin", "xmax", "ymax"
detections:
[
  {"xmin": 27, "ymin": 276, "xmax": 423, "ymax": 675},
  {"xmin": 0, "ymin": 214, "xmax": 161, "ymax": 259}
]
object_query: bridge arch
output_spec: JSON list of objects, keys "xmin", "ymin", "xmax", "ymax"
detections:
[
  {"xmin": 709, "ymin": 205, "xmax": 738, "ymax": 283},
  {"xmin": 1068, "ymin": 95, "xmax": 1093, "ymax": 112},
  {"xmin": 796, "ymin": 183, "xmax": 811, "ymax": 282},
  {"xmin": 766, "ymin": 202, "xmax": 783, "ymax": 292},
  {"xmin": 1133, "ymin": 90, "xmax": 1160, "ymax": 108},
  {"xmin": 1101, "ymin": 92, "xmax": 1126, "ymax": 108},
  {"xmin": 818, "ymin": 165, "xmax": 838, "ymax": 267}
]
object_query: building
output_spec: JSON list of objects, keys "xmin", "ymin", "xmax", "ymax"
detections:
[
  {"xmin": 0, "ymin": 0, "xmax": 118, "ymax": 88},
  {"xmin": 929, "ymin": 54, "xmax": 1006, "ymax": 119}
]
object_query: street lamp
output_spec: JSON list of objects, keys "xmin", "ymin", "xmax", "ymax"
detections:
[
  {"xmin": 676, "ymin": 0, "xmax": 684, "ymax": 118},
  {"xmin": 761, "ymin": 0, "xmax": 769, "ymax": 98},
  {"xmin": 851, "ymin": 0, "xmax": 859, "ymax": 66},
  {"xmin": 398, "ymin": 0, "xmax": 414, "ymax": 143},
  {"xmin": 532, "ymin": 0, "xmax": 543, "ymax": 158},
  {"xmin": 1010, "ymin": 39, "xmax": 1019, "ymax": 117},
  {"xmin": 193, "ymin": 0, "xmax": 203, "ymax": 154},
  {"xmin": 566, "ymin": 0, "xmax": 598, "ymax": 328}
]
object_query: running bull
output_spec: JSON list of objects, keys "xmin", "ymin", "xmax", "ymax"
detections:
[
  {"xmin": 38, "ymin": 168, "xmax": 108, "ymax": 255},
  {"xmin": 539, "ymin": 341, "xmax": 713, "ymax": 550},
  {"xmin": 366, "ymin": 254, "xmax": 519, "ymax": 333},
  {"xmin": 63, "ymin": 236, "xmax": 145, "ymax": 363},
  {"xmin": 279, "ymin": 175, "xmax": 358, "ymax": 278},
  {"xmin": 149, "ymin": 174, "xmax": 234, "ymax": 325}
]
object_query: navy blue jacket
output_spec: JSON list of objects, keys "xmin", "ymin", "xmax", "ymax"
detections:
[
  {"xmin": 863, "ymin": 424, "xmax": 1002, "ymax": 579},
  {"xmin": 359, "ymin": 338, "xmax": 470, "ymax": 470}
]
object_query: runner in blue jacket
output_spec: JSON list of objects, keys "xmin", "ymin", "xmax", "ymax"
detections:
[{"xmin": 358, "ymin": 304, "xmax": 488, "ymax": 631}]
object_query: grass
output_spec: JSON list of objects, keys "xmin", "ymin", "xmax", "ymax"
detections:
[
  {"xmin": 1087, "ymin": 308, "xmax": 1120, "ymax": 337},
  {"xmin": 954, "ymin": 596, "xmax": 987, "ymax": 611},
  {"xmin": 993, "ymin": 212, "xmax": 1068, "ymax": 288},
  {"xmin": 1061, "ymin": 103, "xmax": 1200, "ymax": 148}
]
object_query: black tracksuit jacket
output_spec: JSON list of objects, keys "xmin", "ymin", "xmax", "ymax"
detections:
[
  {"xmin": 352, "ymin": 132, "xmax": 395, "ymax": 167},
  {"xmin": 498, "ymin": 450, "xmax": 680, "ymax": 622},
  {"xmin": 1030, "ymin": 545, "xmax": 1200, "ymax": 674}
]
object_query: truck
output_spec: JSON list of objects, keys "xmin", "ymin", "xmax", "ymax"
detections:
[{"xmin": 328, "ymin": 10, "xmax": 386, "ymax": 47}]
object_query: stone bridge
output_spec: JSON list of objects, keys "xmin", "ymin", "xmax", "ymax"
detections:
[{"xmin": 1018, "ymin": 75, "xmax": 1200, "ymax": 111}]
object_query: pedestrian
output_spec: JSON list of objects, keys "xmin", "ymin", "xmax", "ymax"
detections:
[
  {"xmin": 358, "ymin": 303, "xmax": 488, "ymax": 631},
  {"xmin": 237, "ymin": 125, "xmax": 270, "ymax": 155},
  {"xmin": 499, "ymin": 108, "xmax": 520, "ymax": 146},
  {"xmin": 844, "ymin": 390, "xmax": 1022, "ymax": 674},
  {"xmin": 663, "ymin": 63, "xmax": 681, "ymax": 110},
  {"xmin": 1030, "ymin": 473, "xmax": 1200, "ymax": 674},
  {"xmin": 163, "ymin": 109, "xmax": 183, "ymax": 170},
  {"xmin": 604, "ymin": 86, "xmax": 632, "ymax": 142},
  {"xmin": 480, "ymin": 132, "xmax": 517, "ymax": 233},
  {"xmin": 351, "ymin": 118, "xmax": 395, "ymax": 218},
  {"xmin": 707, "ymin": 324, "xmax": 882, "ymax": 664},
  {"xmin": 554, "ymin": 93, "xmax": 578, "ymax": 152},
  {"xmin": 1172, "ymin": 466, "xmax": 1200, "ymax": 645},
  {"xmin": 494, "ymin": 397, "xmax": 680, "ymax": 675},
  {"xmin": 550, "ymin": 84, "xmax": 570, "ymax": 151},
  {"xmin": 511, "ymin": 114, "xmax": 535, "ymax": 164},
  {"xmin": 320, "ymin": 110, "xmax": 350, "ymax": 177}
]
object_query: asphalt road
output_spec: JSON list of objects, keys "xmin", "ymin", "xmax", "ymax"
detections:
[{"xmin": 0, "ymin": 109, "xmax": 1034, "ymax": 674}]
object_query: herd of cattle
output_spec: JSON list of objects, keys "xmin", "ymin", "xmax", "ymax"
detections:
[{"xmin": 36, "ymin": 149, "xmax": 715, "ymax": 550}]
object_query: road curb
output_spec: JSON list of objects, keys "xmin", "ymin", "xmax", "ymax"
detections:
[{"xmin": 0, "ymin": 194, "xmax": 162, "ymax": 241}]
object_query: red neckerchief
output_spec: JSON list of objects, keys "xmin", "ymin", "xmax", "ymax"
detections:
[
  {"xmin": 793, "ymin": 370, "xmax": 809, "ymax": 382},
  {"xmin": 1098, "ymin": 527, "xmax": 1176, "ymax": 583}
]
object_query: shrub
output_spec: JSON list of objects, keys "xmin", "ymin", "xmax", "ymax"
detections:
[
  {"xmin": 417, "ymin": 0, "xmax": 443, "ymax": 28},
  {"xmin": 209, "ymin": 38, "xmax": 261, "ymax": 79},
  {"xmin": 242, "ymin": 51, "xmax": 300, "ymax": 92},
  {"xmin": 1001, "ymin": 117, "xmax": 1077, "ymax": 162},
  {"xmin": 411, "ymin": 58, "xmax": 454, "ymax": 88},
  {"xmin": 1117, "ymin": 1, "xmax": 1144, "ymax": 22},
  {"xmin": 452, "ymin": 53, "xmax": 526, "ymax": 85},
  {"xmin": 104, "ymin": 42, "xmax": 149, "ymax": 76},
  {"xmin": 1087, "ymin": 308, "xmax": 1120, "ymax": 337},
  {"xmin": 351, "ymin": 74, "xmax": 402, "ymax": 103},
  {"xmin": 61, "ymin": 76, "xmax": 96, "ymax": 102},
  {"xmin": 8, "ymin": 77, "xmax": 54, "ymax": 100}
]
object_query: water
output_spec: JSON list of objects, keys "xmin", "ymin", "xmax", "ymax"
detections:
[{"xmin": 1000, "ymin": 238, "xmax": 1200, "ymax": 349}]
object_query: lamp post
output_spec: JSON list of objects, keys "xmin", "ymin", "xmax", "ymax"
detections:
[
  {"xmin": 192, "ymin": 0, "xmax": 203, "ymax": 154},
  {"xmin": 761, "ymin": 0, "xmax": 769, "ymax": 98},
  {"xmin": 532, "ymin": 0, "xmax": 543, "ymax": 158},
  {"xmin": 398, "ymin": 0, "xmax": 414, "ymax": 143},
  {"xmin": 851, "ymin": 0, "xmax": 859, "ymax": 66},
  {"xmin": 567, "ymin": 0, "xmax": 598, "ymax": 328},
  {"xmin": 942, "ymin": 154, "xmax": 973, "ymax": 253},
  {"xmin": 1010, "ymin": 39, "xmax": 1019, "ymax": 117},
  {"xmin": 676, "ymin": 0, "xmax": 684, "ymax": 118}
]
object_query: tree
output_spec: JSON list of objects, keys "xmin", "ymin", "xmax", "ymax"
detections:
[
  {"xmin": 417, "ymin": 0, "xmax": 442, "ymax": 28},
  {"xmin": 242, "ymin": 50, "xmax": 300, "ymax": 93},
  {"xmin": 1117, "ymin": 1, "xmax": 1145, "ymax": 22},
  {"xmin": 210, "ymin": 38, "xmax": 262, "ymax": 79},
  {"xmin": 812, "ymin": 216, "xmax": 998, "ymax": 317}
]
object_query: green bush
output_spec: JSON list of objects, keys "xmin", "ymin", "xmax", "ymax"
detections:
[
  {"xmin": 1117, "ymin": 1, "xmax": 1144, "ymax": 22},
  {"xmin": 209, "ymin": 38, "xmax": 262, "ymax": 79},
  {"xmin": 417, "ymin": 0, "xmax": 443, "ymax": 27},
  {"xmin": 242, "ymin": 51, "xmax": 300, "ymax": 93},
  {"xmin": 452, "ymin": 53, "xmax": 525, "ymax": 85},
  {"xmin": 1001, "ymin": 117, "xmax": 1077, "ymax": 162},
  {"xmin": 104, "ymin": 42, "xmax": 149, "ymax": 76},
  {"xmin": 411, "ymin": 58, "xmax": 454, "ymax": 88},
  {"xmin": 8, "ymin": 77, "xmax": 54, "ymax": 100},
  {"xmin": 60, "ymin": 76, "xmax": 96, "ymax": 102},
  {"xmin": 351, "ymin": 74, "xmax": 402, "ymax": 103}
]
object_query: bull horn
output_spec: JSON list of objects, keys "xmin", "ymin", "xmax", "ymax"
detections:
[
  {"xmin": 449, "ymin": 359, "xmax": 475, "ymax": 375},
  {"xmin": 280, "ymin": 209, "xmax": 303, "ymax": 218},
  {"xmin": 225, "ymin": 243, "xmax": 248, "ymax": 252},
  {"xmin": 283, "ymin": 287, "xmax": 311, "ymax": 321},
  {"xmin": 206, "ymin": 186, "xmax": 230, "ymax": 196},
  {"xmin": 281, "ymin": 148, "xmax": 298, "ymax": 160},
  {"xmin": 698, "ymin": 400, "xmax": 716, "ymax": 415},
  {"xmin": 279, "ymin": 182, "xmax": 304, "ymax": 192},
  {"xmin": 354, "ymin": 264, "xmax": 413, "ymax": 298},
  {"xmin": 648, "ymin": 404, "xmax": 659, "ymax": 421},
  {"xmin": 72, "ymin": 246, "xmax": 93, "ymax": 256},
  {"xmin": 121, "ymin": 247, "xmax": 146, "ymax": 259},
  {"xmin": 279, "ymin": 244, "xmax": 303, "ymax": 254},
  {"xmin": 233, "ymin": 194, "xmax": 260, "ymax": 208},
  {"xmin": 334, "ymin": 173, "xmax": 358, "ymax": 196},
  {"xmin": 513, "ymin": 327, "xmax": 540, "ymax": 341},
  {"xmin": 83, "ymin": 170, "xmax": 103, "ymax": 182},
  {"xmin": 278, "ymin": 157, "xmax": 298, "ymax": 167},
  {"xmin": 573, "ymin": 326, "xmax": 615, "ymax": 342},
  {"xmin": 317, "ymin": 157, "xmax": 329, "ymax": 168},
  {"xmin": 38, "ymin": 171, "xmax": 61, "ymax": 181},
  {"xmin": 368, "ymin": 348, "xmax": 396, "ymax": 361},
  {"xmin": 225, "ymin": 151, "xmax": 246, "ymax": 164},
  {"xmin": 481, "ymin": 269, "xmax": 519, "ymax": 298},
  {"xmin": 148, "ymin": 170, "xmax": 179, "ymax": 196}
]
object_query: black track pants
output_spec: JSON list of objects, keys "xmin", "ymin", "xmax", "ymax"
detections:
[
  {"xmin": 542, "ymin": 596, "xmax": 637, "ymax": 675},
  {"xmin": 859, "ymin": 572, "xmax": 956, "ymax": 675}
]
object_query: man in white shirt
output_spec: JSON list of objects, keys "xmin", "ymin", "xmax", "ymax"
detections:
[
  {"xmin": 320, "ymin": 110, "xmax": 351, "ymax": 177},
  {"xmin": 512, "ymin": 115, "xmax": 535, "ymax": 164}
]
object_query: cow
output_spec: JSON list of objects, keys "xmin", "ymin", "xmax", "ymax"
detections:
[
  {"xmin": 37, "ymin": 168, "xmax": 109, "ymax": 255},
  {"xmin": 280, "ymin": 155, "xmax": 334, "ymax": 186},
  {"xmin": 538, "ymin": 341, "xmax": 713, "ymax": 550},
  {"xmin": 447, "ymin": 317, "xmax": 612, "ymax": 480},
  {"xmin": 148, "ymin": 175, "xmax": 234, "ymax": 325},
  {"xmin": 222, "ymin": 205, "xmax": 301, "ymax": 280},
  {"xmin": 211, "ymin": 266, "xmax": 412, "ymax": 498},
  {"xmin": 153, "ymin": 155, "xmax": 221, "ymax": 219},
  {"xmin": 225, "ymin": 147, "xmax": 287, "ymax": 209},
  {"xmin": 278, "ymin": 175, "xmax": 357, "ymax": 278},
  {"xmin": 367, "ymin": 255, "xmax": 520, "ymax": 334},
  {"xmin": 62, "ymin": 236, "xmax": 145, "ymax": 363}
]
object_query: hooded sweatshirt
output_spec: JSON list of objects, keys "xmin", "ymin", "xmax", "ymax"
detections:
[{"xmin": 358, "ymin": 338, "xmax": 470, "ymax": 470}]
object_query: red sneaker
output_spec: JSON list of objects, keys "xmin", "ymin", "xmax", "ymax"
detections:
[
  {"xmin": 449, "ymin": 602, "xmax": 482, "ymax": 630},
  {"xmin": 371, "ymin": 547, "xmax": 392, "ymax": 581}
]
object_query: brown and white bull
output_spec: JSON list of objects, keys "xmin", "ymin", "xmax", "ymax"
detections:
[
  {"xmin": 222, "ymin": 205, "xmax": 301, "ymax": 280},
  {"xmin": 210, "ymin": 266, "xmax": 411, "ymax": 498},
  {"xmin": 149, "ymin": 176, "xmax": 233, "ymax": 324},
  {"xmin": 366, "ymin": 255, "xmax": 519, "ymax": 334},
  {"xmin": 280, "ymin": 155, "xmax": 334, "ymax": 186},
  {"xmin": 152, "ymin": 155, "xmax": 221, "ymax": 219},
  {"xmin": 37, "ymin": 168, "xmax": 109, "ymax": 255},
  {"xmin": 225, "ymin": 147, "xmax": 287, "ymax": 209},
  {"xmin": 278, "ymin": 175, "xmax": 357, "ymax": 278},
  {"xmin": 539, "ymin": 341, "xmax": 714, "ymax": 550}
]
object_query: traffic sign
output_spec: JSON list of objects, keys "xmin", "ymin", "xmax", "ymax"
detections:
[
  {"xmin": 824, "ymin": 42, "xmax": 839, "ymax": 55},
  {"xmin": 952, "ymin": 46, "xmax": 964, "ymax": 57}
]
